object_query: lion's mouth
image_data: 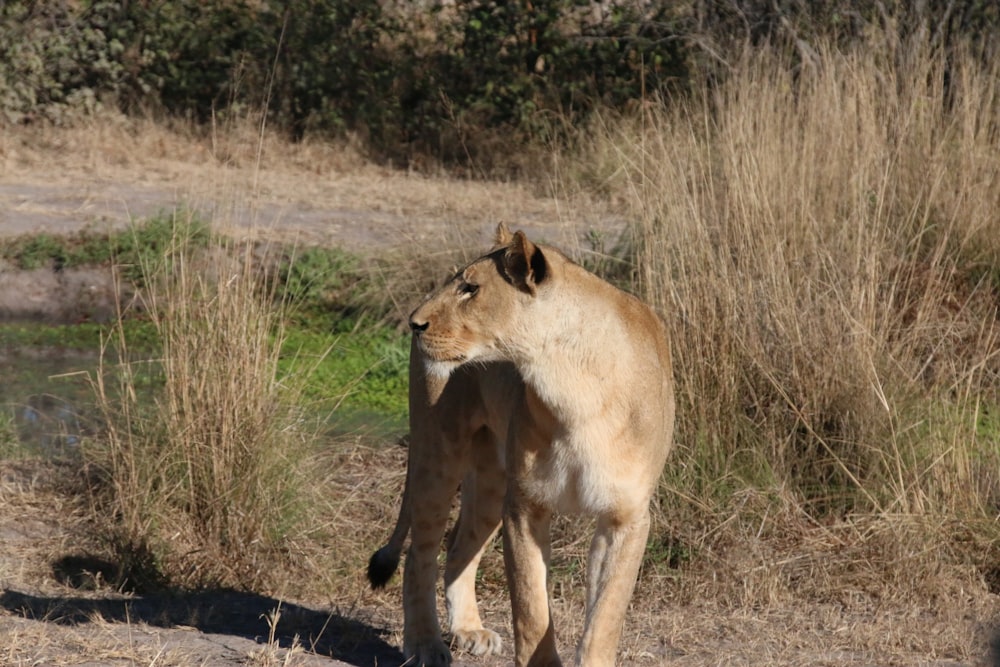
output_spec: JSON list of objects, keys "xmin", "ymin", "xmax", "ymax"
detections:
[{"xmin": 415, "ymin": 338, "xmax": 466, "ymax": 364}]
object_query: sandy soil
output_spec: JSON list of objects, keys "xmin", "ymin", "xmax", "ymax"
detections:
[{"xmin": 1, "ymin": 123, "xmax": 999, "ymax": 667}]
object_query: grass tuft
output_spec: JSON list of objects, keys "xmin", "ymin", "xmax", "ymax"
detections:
[{"xmin": 84, "ymin": 212, "xmax": 318, "ymax": 591}]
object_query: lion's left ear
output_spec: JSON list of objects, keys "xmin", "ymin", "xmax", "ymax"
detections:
[
  {"xmin": 493, "ymin": 221, "xmax": 514, "ymax": 248},
  {"xmin": 503, "ymin": 230, "xmax": 548, "ymax": 295}
]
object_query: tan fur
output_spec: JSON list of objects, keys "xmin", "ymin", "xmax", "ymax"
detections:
[{"xmin": 369, "ymin": 224, "xmax": 674, "ymax": 666}]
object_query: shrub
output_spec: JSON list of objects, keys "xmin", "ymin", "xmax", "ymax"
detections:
[
  {"xmin": 0, "ymin": 1, "xmax": 127, "ymax": 124},
  {"xmin": 4, "ymin": 1, "xmax": 1000, "ymax": 171},
  {"xmin": 0, "ymin": 0, "xmax": 688, "ymax": 167}
]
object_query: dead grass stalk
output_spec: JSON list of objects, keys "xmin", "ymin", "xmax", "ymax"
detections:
[
  {"xmin": 574, "ymin": 36, "xmax": 1000, "ymax": 607},
  {"xmin": 85, "ymin": 214, "xmax": 316, "ymax": 590}
]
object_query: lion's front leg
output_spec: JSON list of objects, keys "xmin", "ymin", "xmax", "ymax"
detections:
[
  {"xmin": 576, "ymin": 510, "xmax": 650, "ymax": 667},
  {"xmin": 504, "ymin": 489, "xmax": 562, "ymax": 667}
]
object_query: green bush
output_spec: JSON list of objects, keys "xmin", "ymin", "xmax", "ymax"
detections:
[
  {"xmin": 0, "ymin": 1, "xmax": 687, "ymax": 159},
  {"xmin": 3, "ymin": 1, "xmax": 1000, "ymax": 168},
  {"xmin": 391, "ymin": 0, "xmax": 689, "ymax": 167},
  {"xmin": 0, "ymin": 1, "xmax": 127, "ymax": 123},
  {"xmin": 110, "ymin": 1, "xmax": 274, "ymax": 118}
]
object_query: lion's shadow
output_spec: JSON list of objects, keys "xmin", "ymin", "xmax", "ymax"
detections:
[{"xmin": 0, "ymin": 585, "xmax": 404, "ymax": 666}]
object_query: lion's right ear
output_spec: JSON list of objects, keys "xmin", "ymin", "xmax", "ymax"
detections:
[{"xmin": 502, "ymin": 230, "xmax": 548, "ymax": 295}]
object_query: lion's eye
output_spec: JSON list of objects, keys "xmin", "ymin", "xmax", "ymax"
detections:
[{"xmin": 459, "ymin": 282, "xmax": 479, "ymax": 297}]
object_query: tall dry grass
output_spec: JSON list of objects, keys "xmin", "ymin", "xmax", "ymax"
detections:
[
  {"xmin": 87, "ymin": 214, "xmax": 316, "ymax": 590},
  {"xmin": 574, "ymin": 38, "xmax": 1000, "ymax": 604}
]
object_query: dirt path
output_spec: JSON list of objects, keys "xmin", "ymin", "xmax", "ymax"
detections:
[
  {"xmin": 0, "ymin": 122, "xmax": 622, "ymax": 252},
  {"xmin": 0, "ymin": 122, "xmax": 624, "ymax": 324}
]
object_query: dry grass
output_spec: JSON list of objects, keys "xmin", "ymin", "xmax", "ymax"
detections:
[
  {"xmin": 567, "ymin": 34, "xmax": 1000, "ymax": 613},
  {"xmin": 1, "ymin": 616, "xmax": 183, "ymax": 667},
  {"xmin": 246, "ymin": 604, "xmax": 306, "ymax": 667},
  {"xmin": 84, "ymin": 217, "xmax": 321, "ymax": 591}
]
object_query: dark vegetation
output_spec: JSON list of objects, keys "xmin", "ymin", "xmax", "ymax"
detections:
[{"xmin": 4, "ymin": 1, "xmax": 998, "ymax": 172}]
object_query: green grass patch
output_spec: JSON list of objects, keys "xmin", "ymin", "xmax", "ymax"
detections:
[
  {"xmin": 0, "ymin": 406, "xmax": 23, "ymax": 459},
  {"xmin": 282, "ymin": 318, "xmax": 409, "ymax": 422},
  {"xmin": 974, "ymin": 399, "xmax": 1000, "ymax": 443},
  {"xmin": 2, "ymin": 219, "xmax": 408, "ymax": 424},
  {"xmin": 277, "ymin": 245, "xmax": 361, "ymax": 306},
  {"xmin": 1, "ymin": 210, "xmax": 211, "ymax": 284},
  {"xmin": 0, "ymin": 321, "xmax": 107, "ymax": 350},
  {"xmin": 0, "ymin": 320, "xmax": 160, "ymax": 352}
]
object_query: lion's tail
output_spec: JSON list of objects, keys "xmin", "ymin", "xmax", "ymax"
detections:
[{"xmin": 367, "ymin": 476, "xmax": 411, "ymax": 589}]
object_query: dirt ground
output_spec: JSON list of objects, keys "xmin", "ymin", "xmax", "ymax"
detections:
[
  {"xmin": 2, "ymin": 122, "xmax": 1000, "ymax": 666},
  {"xmin": 0, "ymin": 118, "xmax": 620, "ymax": 252},
  {"xmin": 2, "ymin": 454, "xmax": 997, "ymax": 667}
]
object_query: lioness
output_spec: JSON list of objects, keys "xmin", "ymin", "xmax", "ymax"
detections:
[{"xmin": 368, "ymin": 224, "xmax": 674, "ymax": 667}]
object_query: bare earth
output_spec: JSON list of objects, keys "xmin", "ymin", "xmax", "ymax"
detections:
[
  {"xmin": 1, "ymin": 122, "xmax": 998, "ymax": 666},
  {"xmin": 0, "ymin": 119, "xmax": 620, "ymax": 251}
]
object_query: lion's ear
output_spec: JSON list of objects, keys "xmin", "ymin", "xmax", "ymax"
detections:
[
  {"xmin": 503, "ymin": 230, "xmax": 548, "ymax": 295},
  {"xmin": 493, "ymin": 221, "xmax": 513, "ymax": 248}
]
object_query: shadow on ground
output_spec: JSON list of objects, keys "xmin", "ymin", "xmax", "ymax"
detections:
[{"xmin": 0, "ymin": 586, "xmax": 404, "ymax": 666}]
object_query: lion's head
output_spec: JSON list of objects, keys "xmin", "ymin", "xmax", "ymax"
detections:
[{"xmin": 409, "ymin": 224, "xmax": 549, "ymax": 377}]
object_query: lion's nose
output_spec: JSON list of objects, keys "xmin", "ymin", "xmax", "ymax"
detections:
[{"xmin": 409, "ymin": 318, "xmax": 429, "ymax": 334}]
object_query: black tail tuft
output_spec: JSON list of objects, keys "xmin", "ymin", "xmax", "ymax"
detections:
[{"xmin": 367, "ymin": 546, "xmax": 401, "ymax": 590}]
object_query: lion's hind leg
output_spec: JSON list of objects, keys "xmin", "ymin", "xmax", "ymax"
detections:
[
  {"xmin": 444, "ymin": 427, "xmax": 505, "ymax": 657},
  {"xmin": 401, "ymin": 437, "xmax": 469, "ymax": 667}
]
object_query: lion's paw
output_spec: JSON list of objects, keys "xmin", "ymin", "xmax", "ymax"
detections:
[
  {"xmin": 450, "ymin": 627, "xmax": 503, "ymax": 657},
  {"xmin": 404, "ymin": 637, "xmax": 452, "ymax": 667}
]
